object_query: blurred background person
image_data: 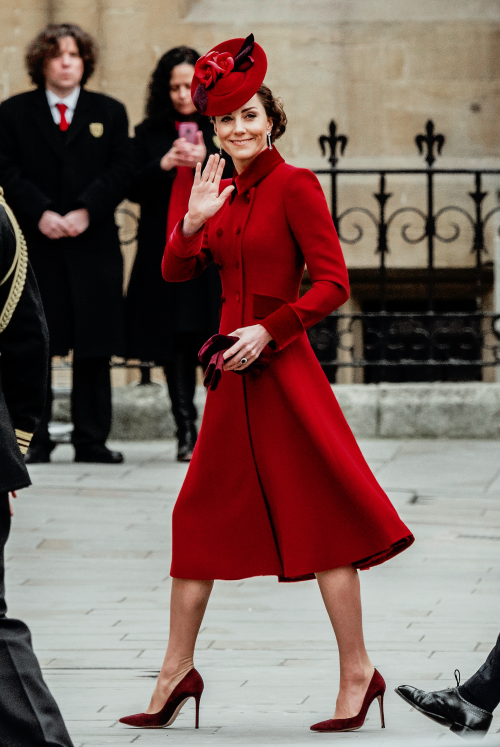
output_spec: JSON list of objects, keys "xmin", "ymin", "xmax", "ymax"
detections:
[
  {"xmin": 0, "ymin": 23, "xmax": 132, "ymax": 465},
  {"xmin": 126, "ymin": 46, "xmax": 232, "ymax": 462}
]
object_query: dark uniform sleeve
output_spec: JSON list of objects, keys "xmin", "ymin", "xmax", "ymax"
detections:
[
  {"xmin": 76, "ymin": 102, "xmax": 133, "ymax": 226},
  {"xmin": 0, "ymin": 102, "xmax": 53, "ymax": 228},
  {"xmin": 0, "ymin": 206, "xmax": 49, "ymax": 453}
]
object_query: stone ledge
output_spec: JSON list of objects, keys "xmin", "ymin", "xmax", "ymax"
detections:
[
  {"xmin": 109, "ymin": 383, "xmax": 206, "ymax": 440},
  {"xmin": 51, "ymin": 383, "xmax": 206, "ymax": 441},
  {"xmin": 332, "ymin": 382, "xmax": 500, "ymax": 439},
  {"xmin": 52, "ymin": 381, "xmax": 500, "ymax": 440}
]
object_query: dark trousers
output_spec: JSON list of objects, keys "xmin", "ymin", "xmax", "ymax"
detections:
[
  {"xmin": 33, "ymin": 357, "xmax": 112, "ymax": 449},
  {"xmin": 460, "ymin": 633, "xmax": 500, "ymax": 713},
  {"xmin": 0, "ymin": 494, "xmax": 74, "ymax": 747},
  {"xmin": 163, "ymin": 333, "xmax": 203, "ymax": 434}
]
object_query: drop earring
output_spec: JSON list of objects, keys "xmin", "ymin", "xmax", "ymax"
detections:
[
  {"xmin": 219, "ymin": 145, "xmax": 223, "ymax": 157},
  {"xmin": 267, "ymin": 131, "xmax": 273, "ymax": 150}
]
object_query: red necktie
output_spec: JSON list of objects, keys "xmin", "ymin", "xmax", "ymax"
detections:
[{"xmin": 56, "ymin": 103, "xmax": 69, "ymax": 132}]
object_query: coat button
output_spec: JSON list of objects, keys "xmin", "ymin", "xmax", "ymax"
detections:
[
  {"xmin": 236, "ymin": 292, "xmax": 240, "ymax": 302},
  {"xmin": 216, "ymin": 228, "xmax": 223, "ymax": 237},
  {"xmin": 235, "ymin": 260, "xmax": 240, "ymax": 269},
  {"xmin": 235, "ymin": 226, "xmax": 241, "ymax": 234},
  {"xmin": 245, "ymin": 194, "xmax": 251, "ymax": 203}
]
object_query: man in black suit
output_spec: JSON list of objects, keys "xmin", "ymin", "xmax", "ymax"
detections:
[
  {"xmin": 0, "ymin": 23, "xmax": 132, "ymax": 463},
  {"xmin": 0, "ymin": 192, "xmax": 74, "ymax": 746}
]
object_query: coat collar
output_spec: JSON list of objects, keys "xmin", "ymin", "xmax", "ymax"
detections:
[
  {"xmin": 32, "ymin": 87, "xmax": 64, "ymax": 158},
  {"xmin": 32, "ymin": 87, "xmax": 92, "ymax": 157},
  {"xmin": 65, "ymin": 88, "xmax": 92, "ymax": 145},
  {"xmin": 46, "ymin": 85, "xmax": 81, "ymax": 114},
  {"xmin": 233, "ymin": 146, "xmax": 284, "ymax": 195}
]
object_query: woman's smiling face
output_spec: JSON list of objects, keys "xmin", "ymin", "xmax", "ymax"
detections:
[{"xmin": 214, "ymin": 94, "xmax": 272, "ymax": 172}]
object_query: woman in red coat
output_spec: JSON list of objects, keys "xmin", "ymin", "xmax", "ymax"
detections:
[{"xmin": 120, "ymin": 35, "xmax": 414, "ymax": 734}]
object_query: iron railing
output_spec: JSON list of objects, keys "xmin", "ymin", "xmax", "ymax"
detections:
[{"xmin": 310, "ymin": 119, "xmax": 500, "ymax": 381}]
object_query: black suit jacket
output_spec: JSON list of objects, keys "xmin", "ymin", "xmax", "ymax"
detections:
[
  {"xmin": 0, "ymin": 205, "xmax": 48, "ymax": 493},
  {"xmin": 0, "ymin": 87, "xmax": 132, "ymax": 358}
]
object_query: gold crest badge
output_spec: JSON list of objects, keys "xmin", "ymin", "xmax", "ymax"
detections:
[{"xmin": 90, "ymin": 122, "xmax": 104, "ymax": 138}]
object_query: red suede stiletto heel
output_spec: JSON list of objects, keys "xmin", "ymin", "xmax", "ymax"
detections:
[
  {"xmin": 310, "ymin": 669, "xmax": 386, "ymax": 733},
  {"xmin": 119, "ymin": 668, "xmax": 203, "ymax": 729}
]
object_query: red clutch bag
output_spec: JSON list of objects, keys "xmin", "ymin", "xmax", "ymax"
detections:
[{"xmin": 198, "ymin": 334, "xmax": 269, "ymax": 391}]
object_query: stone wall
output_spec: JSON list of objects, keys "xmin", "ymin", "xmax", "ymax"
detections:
[
  {"xmin": 3, "ymin": 0, "xmax": 498, "ymax": 272},
  {"xmin": 1, "ymin": 0, "xmax": 499, "ymax": 165}
]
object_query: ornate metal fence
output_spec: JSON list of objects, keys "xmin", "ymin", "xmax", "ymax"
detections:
[{"xmin": 309, "ymin": 120, "xmax": 500, "ymax": 382}]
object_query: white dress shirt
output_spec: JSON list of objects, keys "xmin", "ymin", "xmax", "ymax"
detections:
[{"xmin": 46, "ymin": 86, "xmax": 81, "ymax": 126}]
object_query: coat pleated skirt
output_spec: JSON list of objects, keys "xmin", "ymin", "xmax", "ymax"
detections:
[{"xmin": 171, "ymin": 334, "xmax": 413, "ymax": 582}]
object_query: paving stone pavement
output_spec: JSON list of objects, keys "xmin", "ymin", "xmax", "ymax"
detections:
[{"xmin": 5, "ymin": 439, "xmax": 500, "ymax": 746}]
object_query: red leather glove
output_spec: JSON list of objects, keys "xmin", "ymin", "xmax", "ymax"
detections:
[{"xmin": 198, "ymin": 334, "xmax": 270, "ymax": 391}]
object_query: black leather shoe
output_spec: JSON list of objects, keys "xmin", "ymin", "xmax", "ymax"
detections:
[
  {"xmin": 74, "ymin": 445, "xmax": 124, "ymax": 464},
  {"xmin": 396, "ymin": 680, "xmax": 493, "ymax": 739},
  {"xmin": 25, "ymin": 442, "xmax": 56, "ymax": 464}
]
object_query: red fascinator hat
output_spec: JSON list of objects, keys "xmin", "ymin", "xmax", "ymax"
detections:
[{"xmin": 191, "ymin": 34, "xmax": 267, "ymax": 117}]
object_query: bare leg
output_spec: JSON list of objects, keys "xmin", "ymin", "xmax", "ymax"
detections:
[
  {"xmin": 147, "ymin": 578, "xmax": 213, "ymax": 713},
  {"xmin": 316, "ymin": 565, "xmax": 374, "ymax": 719}
]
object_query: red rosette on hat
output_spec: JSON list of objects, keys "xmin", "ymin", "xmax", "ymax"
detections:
[{"xmin": 191, "ymin": 34, "xmax": 267, "ymax": 116}]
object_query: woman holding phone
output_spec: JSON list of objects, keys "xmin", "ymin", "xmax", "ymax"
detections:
[{"xmin": 126, "ymin": 46, "xmax": 232, "ymax": 461}]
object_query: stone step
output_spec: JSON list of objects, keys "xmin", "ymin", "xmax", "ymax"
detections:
[{"xmin": 50, "ymin": 382, "xmax": 500, "ymax": 440}]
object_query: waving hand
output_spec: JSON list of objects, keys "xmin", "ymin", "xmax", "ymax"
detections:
[{"xmin": 183, "ymin": 155, "xmax": 234, "ymax": 236}]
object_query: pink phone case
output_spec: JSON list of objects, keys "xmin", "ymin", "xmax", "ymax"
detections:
[{"xmin": 178, "ymin": 122, "xmax": 199, "ymax": 144}]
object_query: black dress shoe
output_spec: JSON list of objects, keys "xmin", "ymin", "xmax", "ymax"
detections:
[
  {"xmin": 396, "ymin": 681, "xmax": 493, "ymax": 739},
  {"xmin": 74, "ymin": 445, "xmax": 124, "ymax": 464},
  {"xmin": 25, "ymin": 442, "xmax": 56, "ymax": 464}
]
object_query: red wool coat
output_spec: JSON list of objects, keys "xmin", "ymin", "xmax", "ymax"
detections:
[{"xmin": 162, "ymin": 147, "xmax": 414, "ymax": 582}]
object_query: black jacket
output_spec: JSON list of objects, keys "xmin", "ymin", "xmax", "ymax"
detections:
[
  {"xmin": 125, "ymin": 116, "xmax": 231, "ymax": 361},
  {"xmin": 0, "ymin": 206, "xmax": 48, "ymax": 493},
  {"xmin": 0, "ymin": 87, "xmax": 132, "ymax": 358}
]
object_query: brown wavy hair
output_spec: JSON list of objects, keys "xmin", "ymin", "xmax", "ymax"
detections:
[
  {"xmin": 25, "ymin": 23, "xmax": 97, "ymax": 88},
  {"xmin": 257, "ymin": 85, "xmax": 287, "ymax": 142}
]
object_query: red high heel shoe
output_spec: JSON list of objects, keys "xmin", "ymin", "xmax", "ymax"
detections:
[
  {"xmin": 310, "ymin": 669, "xmax": 386, "ymax": 732},
  {"xmin": 119, "ymin": 668, "xmax": 203, "ymax": 729}
]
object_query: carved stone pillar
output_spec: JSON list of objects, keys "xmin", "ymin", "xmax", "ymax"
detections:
[
  {"xmin": 98, "ymin": 0, "xmax": 148, "ymax": 124},
  {"xmin": 1, "ymin": 2, "xmax": 48, "ymax": 99}
]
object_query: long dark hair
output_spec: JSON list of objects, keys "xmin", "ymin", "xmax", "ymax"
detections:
[
  {"xmin": 145, "ymin": 46, "xmax": 200, "ymax": 125},
  {"xmin": 26, "ymin": 23, "xmax": 97, "ymax": 88}
]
